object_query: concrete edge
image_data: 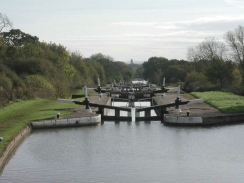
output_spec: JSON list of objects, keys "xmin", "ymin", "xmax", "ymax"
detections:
[
  {"xmin": 31, "ymin": 114, "xmax": 101, "ymax": 129},
  {"xmin": 0, "ymin": 125, "xmax": 31, "ymax": 172},
  {"xmin": 164, "ymin": 115, "xmax": 203, "ymax": 124},
  {"xmin": 202, "ymin": 114, "xmax": 244, "ymax": 125},
  {"xmin": 164, "ymin": 113, "xmax": 244, "ymax": 126}
]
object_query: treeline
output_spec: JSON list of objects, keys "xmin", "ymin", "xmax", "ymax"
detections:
[
  {"xmin": 0, "ymin": 28, "xmax": 133, "ymax": 107},
  {"xmin": 1, "ymin": 13, "xmax": 244, "ymax": 107},
  {"xmin": 135, "ymin": 25, "xmax": 244, "ymax": 95}
]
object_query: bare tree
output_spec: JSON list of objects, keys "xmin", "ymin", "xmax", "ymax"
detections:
[
  {"xmin": 187, "ymin": 37, "xmax": 227, "ymax": 62},
  {"xmin": 187, "ymin": 37, "xmax": 228, "ymax": 73},
  {"xmin": 0, "ymin": 13, "xmax": 13, "ymax": 33},
  {"xmin": 225, "ymin": 25, "xmax": 244, "ymax": 78},
  {"xmin": 0, "ymin": 13, "xmax": 13, "ymax": 45}
]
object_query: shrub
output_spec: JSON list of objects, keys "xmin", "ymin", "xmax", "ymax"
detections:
[
  {"xmin": 0, "ymin": 87, "xmax": 10, "ymax": 107},
  {"xmin": 0, "ymin": 73, "xmax": 12, "ymax": 92},
  {"xmin": 184, "ymin": 71, "xmax": 214, "ymax": 92},
  {"xmin": 25, "ymin": 75, "xmax": 56, "ymax": 99}
]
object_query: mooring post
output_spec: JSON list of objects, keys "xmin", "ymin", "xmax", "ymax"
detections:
[
  {"xmin": 84, "ymin": 97, "xmax": 91, "ymax": 109},
  {"xmin": 83, "ymin": 86, "xmax": 92, "ymax": 113},
  {"xmin": 57, "ymin": 112, "xmax": 60, "ymax": 119},
  {"xmin": 175, "ymin": 97, "xmax": 181, "ymax": 109},
  {"xmin": 187, "ymin": 110, "xmax": 190, "ymax": 116},
  {"xmin": 84, "ymin": 86, "xmax": 89, "ymax": 109}
]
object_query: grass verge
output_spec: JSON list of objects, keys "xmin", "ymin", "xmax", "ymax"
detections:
[
  {"xmin": 0, "ymin": 98, "xmax": 79, "ymax": 156},
  {"xmin": 190, "ymin": 91, "xmax": 244, "ymax": 113}
]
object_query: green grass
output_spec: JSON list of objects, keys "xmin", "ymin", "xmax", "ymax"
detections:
[
  {"xmin": 0, "ymin": 98, "xmax": 79, "ymax": 156},
  {"xmin": 190, "ymin": 91, "xmax": 244, "ymax": 113},
  {"xmin": 74, "ymin": 89, "xmax": 84, "ymax": 94}
]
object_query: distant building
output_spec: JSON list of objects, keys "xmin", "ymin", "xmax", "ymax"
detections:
[{"xmin": 130, "ymin": 59, "xmax": 133, "ymax": 64}]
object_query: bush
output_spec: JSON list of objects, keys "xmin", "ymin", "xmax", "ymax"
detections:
[
  {"xmin": 184, "ymin": 71, "xmax": 214, "ymax": 92},
  {"xmin": 0, "ymin": 73, "xmax": 12, "ymax": 92},
  {"xmin": 25, "ymin": 75, "xmax": 56, "ymax": 99},
  {"xmin": 226, "ymin": 84, "xmax": 244, "ymax": 96},
  {"xmin": 0, "ymin": 87, "xmax": 11, "ymax": 107}
]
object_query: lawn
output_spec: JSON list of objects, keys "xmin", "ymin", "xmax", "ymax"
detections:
[
  {"xmin": 0, "ymin": 98, "xmax": 79, "ymax": 156},
  {"xmin": 190, "ymin": 91, "xmax": 244, "ymax": 113}
]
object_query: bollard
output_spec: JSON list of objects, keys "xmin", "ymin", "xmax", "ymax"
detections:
[
  {"xmin": 172, "ymin": 97, "xmax": 182, "ymax": 113},
  {"xmin": 187, "ymin": 110, "xmax": 190, "ymax": 116},
  {"xmin": 84, "ymin": 97, "xmax": 92, "ymax": 113}
]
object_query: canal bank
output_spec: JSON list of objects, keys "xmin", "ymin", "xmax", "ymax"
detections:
[
  {"xmin": 0, "ymin": 126, "xmax": 31, "ymax": 172},
  {"xmin": 0, "ymin": 95, "xmax": 111, "ymax": 170},
  {"xmin": 153, "ymin": 93, "xmax": 244, "ymax": 125},
  {"xmin": 31, "ymin": 95, "xmax": 111, "ymax": 128}
]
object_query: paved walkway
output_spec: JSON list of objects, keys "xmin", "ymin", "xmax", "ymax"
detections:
[
  {"xmin": 153, "ymin": 93, "xmax": 225, "ymax": 117},
  {"xmin": 60, "ymin": 95, "xmax": 110, "ymax": 119}
]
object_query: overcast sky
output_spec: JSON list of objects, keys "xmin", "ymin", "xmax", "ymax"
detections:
[{"xmin": 2, "ymin": 0, "xmax": 244, "ymax": 62}]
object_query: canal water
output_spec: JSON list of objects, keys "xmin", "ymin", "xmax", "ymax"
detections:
[{"xmin": 1, "ymin": 102, "xmax": 244, "ymax": 182}]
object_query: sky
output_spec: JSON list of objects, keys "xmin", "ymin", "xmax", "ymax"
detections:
[{"xmin": 1, "ymin": 0, "xmax": 244, "ymax": 62}]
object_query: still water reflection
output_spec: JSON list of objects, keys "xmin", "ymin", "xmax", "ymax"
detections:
[{"xmin": 1, "ymin": 103, "xmax": 244, "ymax": 182}]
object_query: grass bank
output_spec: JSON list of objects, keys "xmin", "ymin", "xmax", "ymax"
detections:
[
  {"xmin": 0, "ymin": 98, "xmax": 79, "ymax": 156},
  {"xmin": 190, "ymin": 91, "xmax": 244, "ymax": 113}
]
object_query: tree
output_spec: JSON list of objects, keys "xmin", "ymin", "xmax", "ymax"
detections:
[
  {"xmin": 90, "ymin": 53, "xmax": 133, "ymax": 83},
  {"xmin": 204, "ymin": 58, "xmax": 236, "ymax": 89},
  {"xmin": 2, "ymin": 29, "xmax": 39, "ymax": 47},
  {"xmin": 69, "ymin": 51, "xmax": 90, "ymax": 83},
  {"xmin": 188, "ymin": 37, "xmax": 227, "ymax": 61},
  {"xmin": 225, "ymin": 25, "xmax": 244, "ymax": 80},
  {"xmin": 0, "ymin": 13, "xmax": 12, "ymax": 33},
  {"xmin": 114, "ymin": 61, "xmax": 134, "ymax": 81},
  {"xmin": 142, "ymin": 57, "xmax": 169, "ymax": 84},
  {"xmin": 0, "ymin": 13, "xmax": 12, "ymax": 47},
  {"xmin": 184, "ymin": 71, "xmax": 210, "ymax": 92},
  {"xmin": 134, "ymin": 65, "xmax": 144, "ymax": 78},
  {"xmin": 162, "ymin": 65, "xmax": 187, "ymax": 83},
  {"xmin": 187, "ymin": 37, "xmax": 228, "ymax": 71}
]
